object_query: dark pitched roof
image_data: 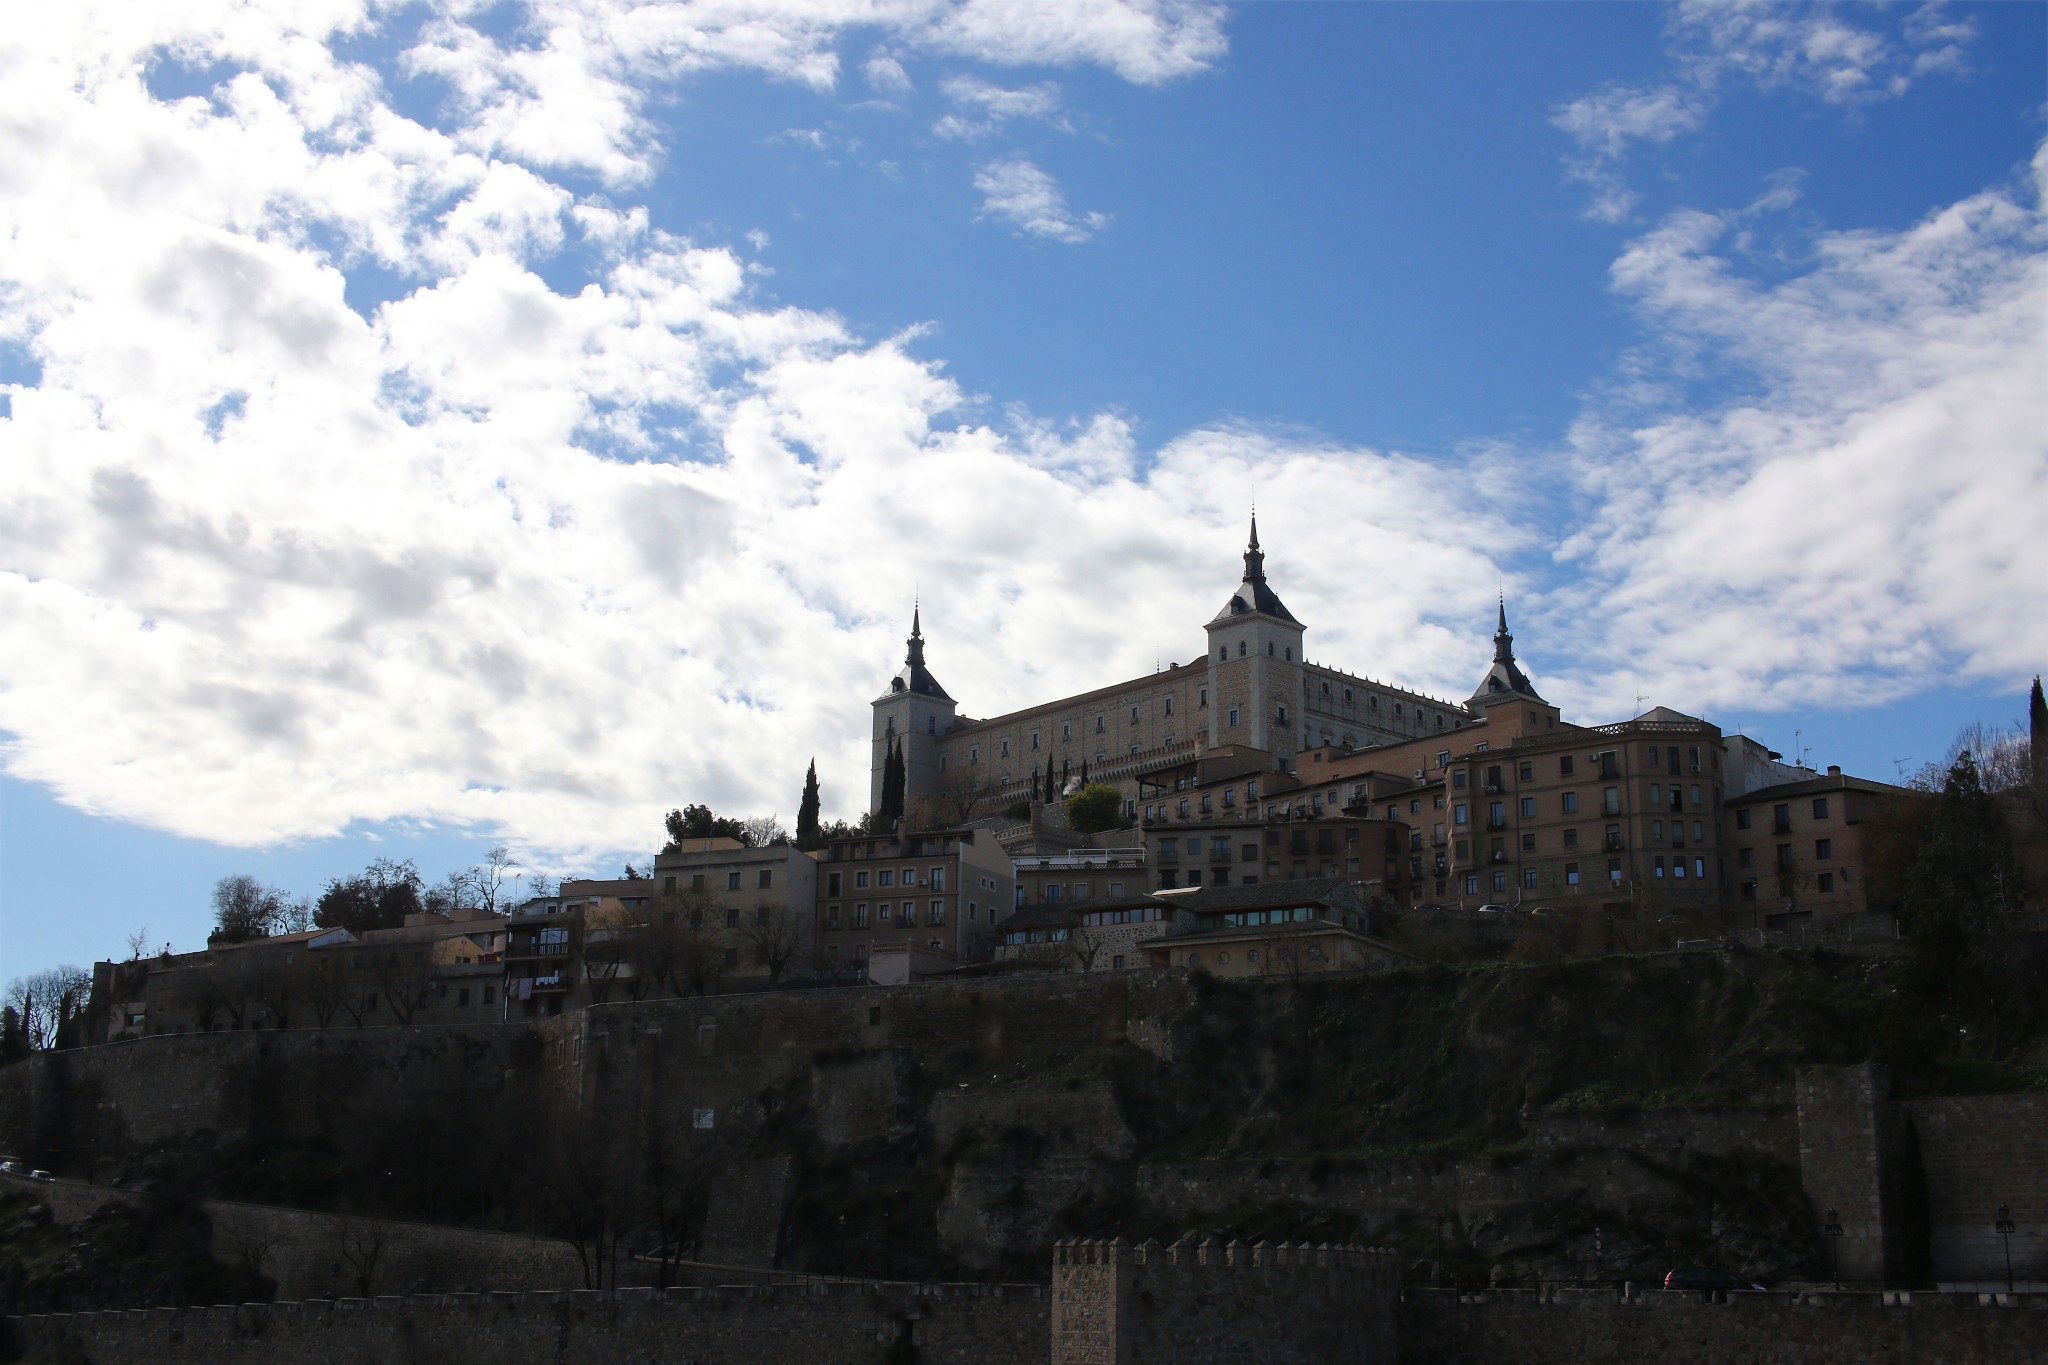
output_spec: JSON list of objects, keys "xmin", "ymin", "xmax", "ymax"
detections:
[
  {"xmin": 996, "ymin": 895, "xmax": 1164, "ymax": 934},
  {"xmin": 1210, "ymin": 514, "xmax": 1299, "ymax": 625},
  {"xmin": 1724, "ymin": 772, "xmax": 1923, "ymax": 805},
  {"xmin": 884, "ymin": 604, "xmax": 952, "ymax": 701}
]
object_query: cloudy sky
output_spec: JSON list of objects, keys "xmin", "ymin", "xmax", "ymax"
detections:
[{"xmin": 3, "ymin": 0, "xmax": 2043, "ymax": 977}]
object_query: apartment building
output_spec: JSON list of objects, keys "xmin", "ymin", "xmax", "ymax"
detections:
[
  {"xmin": 814, "ymin": 826, "xmax": 1015, "ymax": 978},
  {"xmin": 1723, "ymin": 768, "xmax": 1930, "ymax": 927}
]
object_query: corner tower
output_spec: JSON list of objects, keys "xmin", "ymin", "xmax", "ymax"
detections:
[
  {"xmin": 1204, "ymin": 515, "xmax": 1308, "ymax": 765},
  {"xmin": 871, "ymin": 605, "xmax": 958, "ymax": 813}
]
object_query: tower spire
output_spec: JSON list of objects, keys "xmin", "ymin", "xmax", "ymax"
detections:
[
  {"xmin": 1243, "ymin": 511, "xmax": 1266, "ymax": 583},
  {"xmin": 1493, "ymin": 594, "xmax": 1514, "ymax": 663},
  {"xmin": 907, "ymin": 600, "xmax": 925, "ymax": 667}
]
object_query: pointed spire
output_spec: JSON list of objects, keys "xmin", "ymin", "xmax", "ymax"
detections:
[
  {"xmin": 1242, "ymin": 510, "xmax": 1266, "ymax": 583},
  {"xmin": 905, "ymin": 601, "xmax": 926, "ymax": 668},
  {"xmin": 1493, "ymin": 594, "xmax": 1515, "ymax": 664}
]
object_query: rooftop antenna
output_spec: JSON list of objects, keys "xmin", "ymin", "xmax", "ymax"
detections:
[
  {"xmin": 1795, "ymin": 728, "xmax": 1807, "ymax": 769},
  {"xmin": 1892, "ymin": 757, "xmax": 1912, "ymax": 783}
]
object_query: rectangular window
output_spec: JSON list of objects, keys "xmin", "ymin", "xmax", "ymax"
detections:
[
  {"xmin": 1603, "ymin": 787, "xmax": 1620, "ymax": 816},
  {"xmin": 855, "ymin": 903, "xmax": 869, "ymax": 928},
  {"xmin": 930, "ymin": 900, "xmax": 945, "ymax": 924},
  {"xmin": 1815, "ymin": 838, "xmax": 1832, "ymax": 860},
  {"xmin": 1522, "ymin": 869, "xmax": 1538, "ymax": 890},
  {"xmin": 827, "ymin": 871, "xmax": 842, "ymax": 896},
  {"xmin": 855, "ymin": 871, "xmax": 869, "ymax": 888},
  {"xmin": 1818, "ymin": 872, "xmax": 1835, "ymax": 892},
  {"xmin": 663, "ymin": 875, "xmax": 677, "ymax": 893},
  {"xmin": 827, "ymin": 905, "xmax": 841, "ymax": 928},
  {"xmin": 1228, "ymin": 707, "xmax": 1240, "ymax": 727},
  {"xmin": 1563, "ymin": 828, "xmax": 1578, "ymax": 848},
  {"xmin": 1652, "ymin": 820, "xmax": 1663, "ymax": 842},
  {"xmin": 1650, "ymin": 783, "xmax": 1662, "ymax": 805},
  {"xmin": 1561, "ymin": 791, "xmax": 1578, "ymax": 813},
  {"xmin": 930, "ymin": 866, "xmax": 945, "ymax": 891},
  {"xmin": 1464, "ymin": 874, "xmax": 1479, "ymax": 894},
  {"xmin": 1654, "ymin": 855, "xmax": 1666, "ymax": 878},
  {"xmin": 1062, "ymin": 722, "xmax": 1071, "ymax": 740},
  {"xmin": 1491, "ymin": 871, "xmax": 1507, "ymax": 893},
  {"xmin": 1454, "ymin": 803, "xmax": 1468, "ymax": 826},
  {"xmin": 758, "ymin": 869, "xmax": 772, "ymax": 889},
  {"xmin": 1559, "ymin": 755, "xmax": 1574, "ymax": 777},
  {"xmin": 1565, "ymin": 863, "xmax": 1580, "ymax": 885},
  {"xmin": 1813, "ymin": 797, "xmax": 1830, "ymax": 819},
  {"xmin": 1739, "ymin": 848, "xmax": 1755, "ymax": 868},
  {"xmin": 1647, "ymin": 746, "xmax": 1661, "ymax": 771},
  {"xmin": 1737, "ymin": 808, "xmax": 1752, "ymax": 830},
  {"xmin": 691, "ymin": 873, "xmax": 706, "ymax": 890},
  {"xmin": 725, "ymin": 907, "xmax": 739, "ymax": 928},
  {"xmin": 483, "ymin": 986, "xmax": 495, "ymax": 1005},
  {"xmin": 1519, "ymin": 797, "xmax": 1535, "ymax": 818}
]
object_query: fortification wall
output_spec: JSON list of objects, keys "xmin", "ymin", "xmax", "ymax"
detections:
[
  {"xmin": 1795, "ymin": 1062, "xmax": 1906, "ymax": 1284},
  {"xmin": 1397, "ymin": 1286, "xmax": 2048, "ymax": 1364},
  {"xmin": 1907, "ymin": 1092, "xmax": 2048, "ymax": 1282},
  {"xmin": 0, "ymin": 1173, "xmax": 598, "ymax": 1299},
  {"xmin": 7, "ymin": 1283, "xmax": 1051, "ymax": 1365},
  {"xmin": 1050, "ymin": 1236, "xmax": 1401, "ymax": 1365},
  {"xmin": 0, "ymin": 1025, "xmax": 522, "ymax": 1167}
]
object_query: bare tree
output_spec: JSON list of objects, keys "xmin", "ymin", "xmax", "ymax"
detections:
[
  {"xmin": 740, "ymin": 907, "xmax": 806, "ymax": 984},
  {"xmin": 4, "ymin": 966, "xmax": 90, "ymax": 1050},
  {"xmin": 326, "ymin": 1211, "xmax": 389, "ymax": 1297},
  {"xmin": 303, "ymin": 950, "xmax": 353, "ymax": 1028},
  {"xmin": 739, "ymin": 815, "xmax": 787, "ymax": 848},
  {"xmin": 909, "ymin": 766, "xmax": 986, "ymax": 829},
  {"xmin": 124, "ymin": 925, "xmax": 151, "ymax": 961},
  {"xmin": 368, "ymin": 946, "xmax": 436, "ymax": 1024},
  {"xmin": 211, "ymin": 875, "xmax": 289, "ymax": 944}
]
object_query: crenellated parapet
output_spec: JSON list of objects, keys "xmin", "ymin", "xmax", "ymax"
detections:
[{"xmin": 1051, "ymin": 1233, "xmax": 1402, "ymax": 1364}]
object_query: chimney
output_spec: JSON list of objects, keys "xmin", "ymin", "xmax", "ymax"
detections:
[{"xmin": 1826, "ymin": 765, "xmax": 1841, "ymax": 778}]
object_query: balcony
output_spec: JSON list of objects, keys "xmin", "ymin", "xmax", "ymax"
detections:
[
  {"xmin": 507, "ymin": 942, "xmax": 572, "ymax": 961},
  {"xmin": 1604, "ymin": 835, "xmax": 1626, "ymax": 852}
]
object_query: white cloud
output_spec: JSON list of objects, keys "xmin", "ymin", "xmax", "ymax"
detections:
[
  {"xmin": 1554, "ymin": 1, "xmax": 1979, "ymax": 220},
  {"xmin": 933, "ymin": 74, "xmax": 1069, "ymax": 140},
  {"xmin": 864, "ymin": 47, "xmax": 912, "ymax": 96},
  {"xmin": 971, "ymin": 155, "xmax": 1108, "ymax": 241},
  {"xmin": 1547, "ymin": 141, "xmax": 2048, "ymax": 719},
  {"xmin": 389, "ymin": 0, "xmax": 1224, "ymax": 188},
  {"xmin": 0, "ymin": 0, "xmax": 2038, "ymax": 880}
]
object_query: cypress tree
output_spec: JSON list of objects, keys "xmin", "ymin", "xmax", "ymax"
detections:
[
  {"xmin": 880, "ymin": 740, "xmax": 906, "ymax": 828},
  {"xmin": 797, "ymin": 759, "xmax": 822, "ymax": 850}
]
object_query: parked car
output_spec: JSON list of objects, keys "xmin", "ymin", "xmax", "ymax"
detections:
[
  {"xmin": 0, "ymin": 1160, "xmax": 21, "ymax": 1175},
  {"xmin": 1664, "ymin": 1267, "xmax": 1765, "ymax": 1292},
  {"xmin": 27, "ymin": 1169, "xmax": 54, "ymax": 1181},
  {"xmin": 1475, "ymin": 903, "xmax": 1515, "ymax": 914}
]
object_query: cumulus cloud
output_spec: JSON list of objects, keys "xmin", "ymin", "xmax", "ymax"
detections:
[
  {"xmin": 1547, "ymin": 141, "xmax": 2048, "ymax": 719},
  {"xmin": 972, "ymin": 155, "xmax": 1109, "ymax": 241},
  {"xmin": 390, "ymin": 0, "xmax": 1223, "ymax": 187},
  {"xmin": 0, "ymin": 0, "xmax": 2039, "ymax": 878},
  {"xmin": 934, "ymin": 74, "xmax": 1070, "ymax": 139},
  {"xmin": 1554, "ymin": 0, "xmax": 1978, "ymax": 221}
]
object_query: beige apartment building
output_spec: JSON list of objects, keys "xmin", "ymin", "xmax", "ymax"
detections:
[
  {"xmin": 1723, "ymin": 768, "xmax": 1929, "ymax": 928},
  {"xmin": 813, "ymin": 826, "xmax": 1016, "ymax": 979}
]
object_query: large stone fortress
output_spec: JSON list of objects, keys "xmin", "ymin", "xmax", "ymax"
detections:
[{"xmin": 872, "ymin": 517, "xmax": 1480, "ymax": 813}]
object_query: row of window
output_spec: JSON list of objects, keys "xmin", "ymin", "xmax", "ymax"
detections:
[
  {"xmin": 826, "ymin": 867, "xmax": 947, "ymax": 894},
  {"xmin": 662, "ymin": 870, "xmax": 774, "ymax": 894},
  {"xmin": 823, "ymin": 901, "xmax": 955, "ymax": 929}
]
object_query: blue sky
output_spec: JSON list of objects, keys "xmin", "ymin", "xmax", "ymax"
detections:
[{"xmin": 3, "ymin": 1, "xmax": 2044, "ymax": 981}]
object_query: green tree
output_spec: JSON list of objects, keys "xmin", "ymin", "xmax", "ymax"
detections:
[
  {"xmin": 664, "ymin": 804, "xmax": 752, "ymax": 850},
  {"xmin": 210, "ymin": 874, "xmax": 287, "ymax": 944},
  {"xmin": 1903, "ymin": 750, "xmax": 2029, "ymax": 977},
  {"xmin": 314, "ymin": 858, "xmax": 425, "ymax": 934},
  {"xmin": 796, "ymin": 760, "xmax": 823, "ymax": 850},
  {"xmin": 878, "ymin": 740, "xmax": 905, "ymax": 828},
  {"xmin": 1064, "ymin": 781, "xmax": 1125, "ymax": 834}
]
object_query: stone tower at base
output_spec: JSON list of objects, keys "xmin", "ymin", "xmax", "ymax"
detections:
[{"xmin": 1050, "ymin": 1234, "xmax": 1400, "ymax": 1364}]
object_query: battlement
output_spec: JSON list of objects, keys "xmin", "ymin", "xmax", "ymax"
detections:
[
  {"xmin": 1052, "ymin": 1234, "xmax": 1397, "ymax": 1271},
  {"xmin": 1050, "ymin": 1234, "xmax": 1402, "ymax": 1364}
]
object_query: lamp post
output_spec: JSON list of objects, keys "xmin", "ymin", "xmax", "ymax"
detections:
[
  {"xmin": 1823, "ymin": 1208, "xmax": 1844, "ymax": 1290},
  {"xmin": 1995, "ymin": 1203, "xmax": 2015, "ymax": 1295}
]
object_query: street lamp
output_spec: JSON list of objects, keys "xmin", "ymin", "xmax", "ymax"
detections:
[
  {"xmin": 1823, "ymin": 1208, "xmax": 1844, "ymax": 1290},
  {"xmin": 1995, "ymin": 1203, "xmax": 2015, "ymax": 1295}
]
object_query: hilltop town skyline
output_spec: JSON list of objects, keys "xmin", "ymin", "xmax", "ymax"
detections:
[{"xmin": 3, "ymin": 1, "xmax": 2045, "ymax": 980}]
